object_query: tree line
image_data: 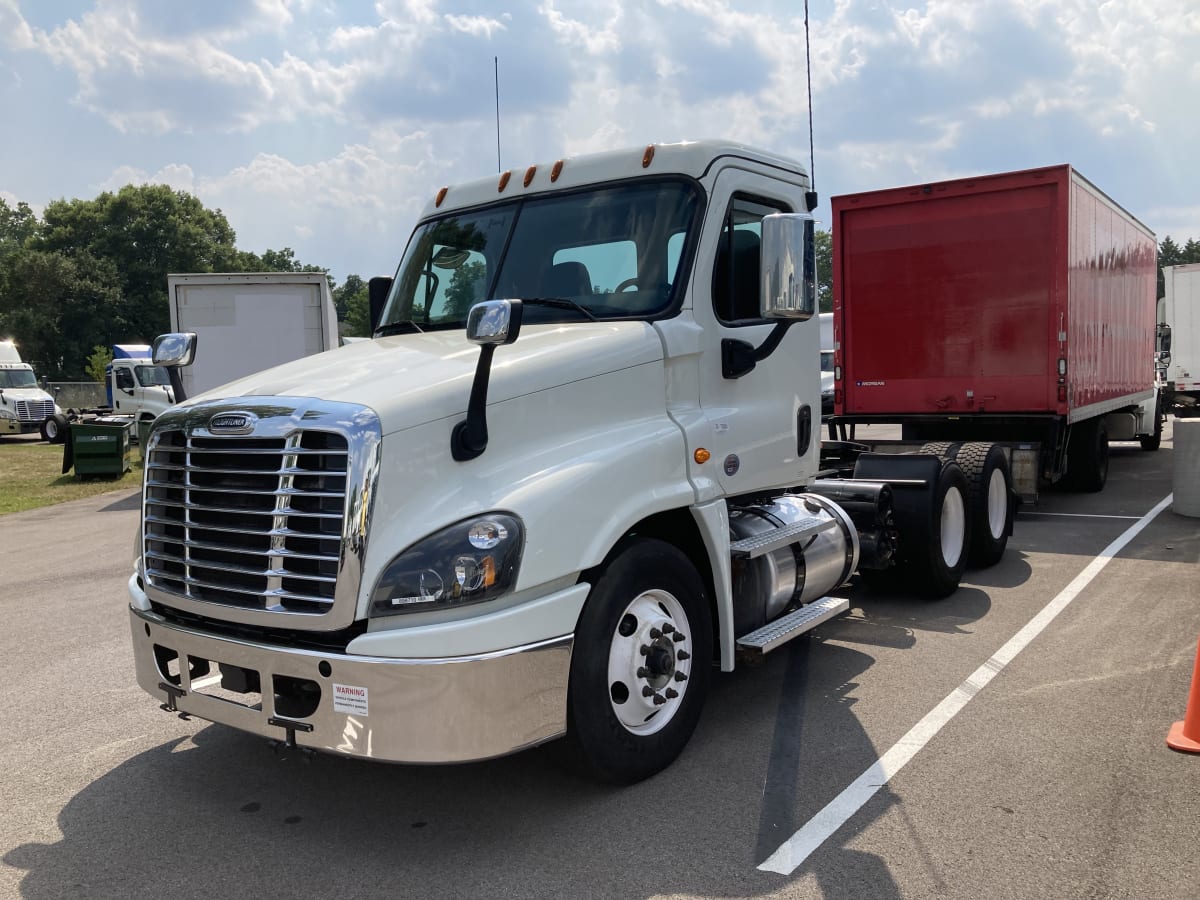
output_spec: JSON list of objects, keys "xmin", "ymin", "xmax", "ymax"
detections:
[
  {"xmin": 0, "ymin": 185, "xmax": 1194, "ymax": 379},
  {"xmin": 0, "ymin": 186, "xmax": 373, "ymax": 380}
]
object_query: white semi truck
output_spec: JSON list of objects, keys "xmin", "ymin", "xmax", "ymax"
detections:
[
  {"xmin": 130, "ymin": 142, "xmax": 1016, "ymax": 782},
  {"xmin": 1161, "ymin": 263, "xmax": 1200, "ymax": 417},
  {"xmin": 0, "ymin": 340, "xmax": 63, "ymax": 439}
]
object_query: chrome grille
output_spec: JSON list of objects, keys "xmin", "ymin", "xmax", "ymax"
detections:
[
  {"xmin": 16, "ymin": 399, "xmax": 53, "ymax": 423},
  {"xmin": 144, "ymin": 429, "xmax": 349, "ymax": 614}
]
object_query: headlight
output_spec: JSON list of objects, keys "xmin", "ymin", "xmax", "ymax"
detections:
[
  {"xmin": 369, "ymin": 513, "xmax": 524, "ymax": 617},
  {"xmin": 0, "ymin": 408, "xmax": 16, "ymax": 421}
]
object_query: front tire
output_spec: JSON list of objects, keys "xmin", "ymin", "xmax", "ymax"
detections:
[
  {"xmin": 566, "ymin": 538, "xmax": 712, "ymax": 783},
  {"xmin": 1067, "ymin": 418, "xmax": 1109, "ymax": 492},
  {"xmin": 41, "ymin": 413, "xmax": 68, "ymax": 444},
  {"xmin": 1140, "ymin": 397, "xmax": 1163, "ymax": 451}
]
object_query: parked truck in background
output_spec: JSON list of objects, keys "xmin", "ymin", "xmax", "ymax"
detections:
[
  {"xmin": 0, "ymin": 340, "xmax": 63, "ymax": 440},
  {"xmin": 828, "ymin": 165, "xmax": 1161, "ymax": 503},
  {"xmin": 129, "ymin": 141, "xmax": 1017, "ymax": 783},
  {"xmin": 166, "ymin": 272, "xmax": 339, "ymax": 398},
  {"xmin": 105, "ymin": 345, "xmax": 174, "ymax": 420},
  {"xmin": 1160, "ymin": 263, "xmax": 1200, "ymax": 417}
]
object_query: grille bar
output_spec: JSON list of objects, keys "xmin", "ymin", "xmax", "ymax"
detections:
[
  {"xmin": 146, "ymin": 537, "xmax": 340, "ymax": 563},
  {"xmin": 145, "ymin": 462, "xmax": 344, "ymax": 477},
  {"xmin": 144, "ymin": 551, "xmax": 338, "ymax": 583},
  {"xmin": 144, "ymin": 479, "xmax": 344, "ymax": 499},
  {"xmin": 146, "ymin": 497, "xmax": 343, "ymax": 519}
]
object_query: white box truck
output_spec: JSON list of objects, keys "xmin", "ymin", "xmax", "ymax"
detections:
[
  {"xmin": 130, "ymin": 142, "xmax": 1017, "ymax": 782},
  {"xmin": 1161, "ymin": 263, "xmax": 1200, "ymax": 416},
  {"xmin": 166, "ymin": 272, "xmax": 338, "ymax": 398}
]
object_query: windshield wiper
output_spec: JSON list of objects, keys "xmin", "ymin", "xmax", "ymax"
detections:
[
  {"xmin": 374, "ymin": 320, "xmax": 425, "ymax": 336},
  {"xmin": 522, "ymin": 297, "xmax": 598, "ymax": 322}
]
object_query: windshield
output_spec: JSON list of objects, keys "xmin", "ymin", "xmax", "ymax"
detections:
[
  {"xmin": 0, "ymin": 368, "xmax": 37, "ymax": 389},
  {"xmin": 135, "ymin": 364, "xmax": 172, "ymax": 387},
  {"xmin": 379, "ymin": 178, "xmax": 702, "ymax": 331}
]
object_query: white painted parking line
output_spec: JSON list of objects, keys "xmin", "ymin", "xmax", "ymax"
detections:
[
  {"xmin": 1022, "ymin": 512, "xmax": 1142, "ymax": 520},
  {"xmin": 757, "ymin": 492, "xmax": 1175, "ymax": 876}
]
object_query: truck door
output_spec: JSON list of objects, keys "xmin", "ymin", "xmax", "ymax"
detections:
[
  {"xmin": 113, "ymin": 365, "xmax": 135, "ymax": 411},
  {"xmin": 694, "ymin": 170, "xmax": 819, "ymax": 495}
]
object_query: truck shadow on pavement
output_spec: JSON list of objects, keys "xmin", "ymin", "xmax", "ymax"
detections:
[{"xmin": 0, "ymin": 602, "xmax": 995, "ymax": 900}]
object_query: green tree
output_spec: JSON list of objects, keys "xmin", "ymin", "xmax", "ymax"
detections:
[
  {"xmin": 0, "ymin": 248, "xmax": 122, "ymax": 378},
  {"xmin": 33, "ymin": 184, "xmax": 245, "ymax": 341},
  {"xmin": 1182, "ymin": 238, "xmax": 1200, "ymax": 264},
  {"xmin": 815, "ymin": 227, "xmax": 833, "ymax": 312},
  {"xmin": 343, "ymin": 289, "xmax": 371, "ymax": 337},
  {"xmin": 334, "ymin": 274, "xmax": 367, "ymax": 322},
  {"xmin": 0, "ymin": 198, "xmax": 38, "ymax": 257},
  {"xmin": 85, "ymin": 345, "xmax": 113, "ymax": 382}
]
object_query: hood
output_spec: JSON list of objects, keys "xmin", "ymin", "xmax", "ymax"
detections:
[{"xmin": 184, "ymin": 321, "xmax": 665, "ymax": 435}]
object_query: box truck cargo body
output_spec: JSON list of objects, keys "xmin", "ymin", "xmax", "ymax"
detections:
[
  {"xmin": 167, "ymin": 273, "xmax": 338, "ymax": 399},
  {"xmin": 830, "ymin": 165, "xmax": 1160, "ymax": 494},
  {"xmin": 1161, "ymin": 263, "xmax": 1200, "ymax": 415}
]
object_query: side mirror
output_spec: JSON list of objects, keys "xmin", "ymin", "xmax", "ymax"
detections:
[
  {"xmin": 452, "ymin": 300, "xmax": 524, "ymax": 461},
  {"xmin": 368, "ymin": 277, "xmax": 392, "ymax": 334},
  {"xmin": 760, "ymin": 212, "xmax": 816, "ymax": 321},
  {"xmin": 466, "ymin": 299, "xmax": 523, "ymax": 346},
  {"xmin": 151, "ymin": 332, "xmax": 197, "ymax": 403},
  {"xmin": 152, "ymin": 332, "xmax": 198, "ymax": 367}
]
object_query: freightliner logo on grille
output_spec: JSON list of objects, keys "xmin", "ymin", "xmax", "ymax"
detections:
[{"xmin": 209, "ymin": 412, "xmax": 256, "ymax": 434}]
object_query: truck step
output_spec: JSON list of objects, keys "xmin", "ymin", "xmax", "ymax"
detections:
[
  {"xmin": 735, "ymin": 596, "xmax": 850, "ymax": 655},
  {"xmin": 729, "ymin": 515, "xmax": 835, "ymax": 559}
]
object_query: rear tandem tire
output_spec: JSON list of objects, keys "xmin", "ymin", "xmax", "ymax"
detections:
[{"xmin": 902, "ymin": 460, "xmax": 970, "ymax": 598}]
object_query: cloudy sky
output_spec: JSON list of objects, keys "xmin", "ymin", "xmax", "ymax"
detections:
[{"xmin": 1, "ymin": 0, "xmax": 1198, "ymax": 285}]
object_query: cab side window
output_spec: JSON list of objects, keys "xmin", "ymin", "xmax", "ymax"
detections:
[
  {"xmin": 712, "ymin": 196, "xmax": 790, "ymax": 325},
  {"xmin": 115, "ymin": 368, "xmax": 135, "ymax": 390}
]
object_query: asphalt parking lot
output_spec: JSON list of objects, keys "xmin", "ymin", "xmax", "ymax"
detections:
[{"xmin": 1, "ymin": 422, "xmax": 1197, "ymax": 899}]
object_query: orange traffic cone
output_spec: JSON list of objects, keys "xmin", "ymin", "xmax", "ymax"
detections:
[{"xmin": 1167, "ymin": 637, "xmax": 1200, "ymax": 753}]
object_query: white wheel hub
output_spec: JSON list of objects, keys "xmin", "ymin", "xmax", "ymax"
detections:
[
  {"xmin": 986, "ymin": 467, "xmax": 1007, "ymax": 539},
  {"xmin": 940, "ymin": 485, "xmax": 966, "ymax": 568},
  {"xmin": 606, "ymin": 588, "xmax": 692, "ymax": 735}
]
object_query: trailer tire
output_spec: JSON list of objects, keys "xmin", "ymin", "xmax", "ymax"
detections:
[
  {"xmin": 40, "ymin": 413, "xmax": 68, "ymax": 444},
  {"xmin": 566, "ymin": 538, "xmax": 712, "ymax": 783},
  {"xmin": 1140, "ymin": 397, "xmax": 1163, "ymax": 451},
  {"xmin": 1067, "ymin": 418, "xmax": 1109, "ymax": 493},
  {"xmin": 903, "ymin": 461, "xmax": 970, "ymax": 598}
]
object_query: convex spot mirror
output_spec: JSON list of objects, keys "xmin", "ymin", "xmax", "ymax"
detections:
[
  {"xmin": 761, "ymin": 212, "xmax": 817, "ymax": 321},
  {"xmin": 466, "ymin": 299, "xmax": 524, "ymax": 346},
  {"xmin": 152, "ymin": 332, "xmax": 198, "ymax": 367}
]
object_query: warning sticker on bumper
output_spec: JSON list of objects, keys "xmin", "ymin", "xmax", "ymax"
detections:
[{"xmin": 332, "ymin": 683, "xmax": 369, "ymax": 716}]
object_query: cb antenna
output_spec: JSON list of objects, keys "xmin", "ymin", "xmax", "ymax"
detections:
[
  {"xmin": 804, "ymin": 1, "xmax": 817, "ymax": 211},
  {"xmin": 494, "ymin": 56, "xmax": 501, "ymax": 173}
]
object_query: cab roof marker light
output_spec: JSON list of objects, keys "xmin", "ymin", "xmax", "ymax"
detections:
[
  {"xmin": 435, "ymin": 186, "xmax": 448, "ymax": 207},
  {"xmin": 498, "ymin": 171, "xmax": 512, "ymax": 192},
  {"xmin": 551, "ymin": 160, "xmax": 564, "ymax": 182},
  {"xmin": 524, "ymin": 165, "xmax": 537, "ymax": 187},
  {"xmin": 642, "ymin": 145, "xmax": 655, "ymax": 168}
]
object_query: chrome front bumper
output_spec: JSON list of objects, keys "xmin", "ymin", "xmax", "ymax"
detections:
[{"xmin": 129, "ymin": 605, "xmax": 573, "ymax": 764}]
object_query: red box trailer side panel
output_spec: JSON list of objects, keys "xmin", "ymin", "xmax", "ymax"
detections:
[
  {"xmin": 833, "ymin": 166, "xmax": 1155, "ymax": 419},
  {"xmin": 1067, "ymin": 172, "xmax": 1157, "ymax": 416}
]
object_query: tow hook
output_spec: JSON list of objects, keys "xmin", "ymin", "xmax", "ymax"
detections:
[{"xmin": 267, "ymin": 717, "xmax": 315, "ymax": 761}]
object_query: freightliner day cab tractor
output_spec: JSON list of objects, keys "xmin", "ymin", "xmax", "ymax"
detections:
[{"xmin": 130, "ymin": 142, "xmax": 1016, "ymax": 782}]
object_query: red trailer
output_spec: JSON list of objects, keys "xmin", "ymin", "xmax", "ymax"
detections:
[{"xmin": 828, "ymin": 165, "xmax": 1161, "ymax": 498}]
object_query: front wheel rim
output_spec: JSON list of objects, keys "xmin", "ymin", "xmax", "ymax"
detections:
[
  {"xmin": 940, "ymin": 485, "xmax": 966, "ymax": 568},
  {"xmin": 606, "ymin": 588, "xmax": 693, "ymax": 735}
]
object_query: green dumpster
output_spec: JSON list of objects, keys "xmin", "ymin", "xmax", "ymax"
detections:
[
  {"xmin": 137, "ymin": 418, "xmax": 153, "ymax": 460},
  {"xmin": 67, "ymin": 421, "xmax": 132, "ymax": 478}
]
